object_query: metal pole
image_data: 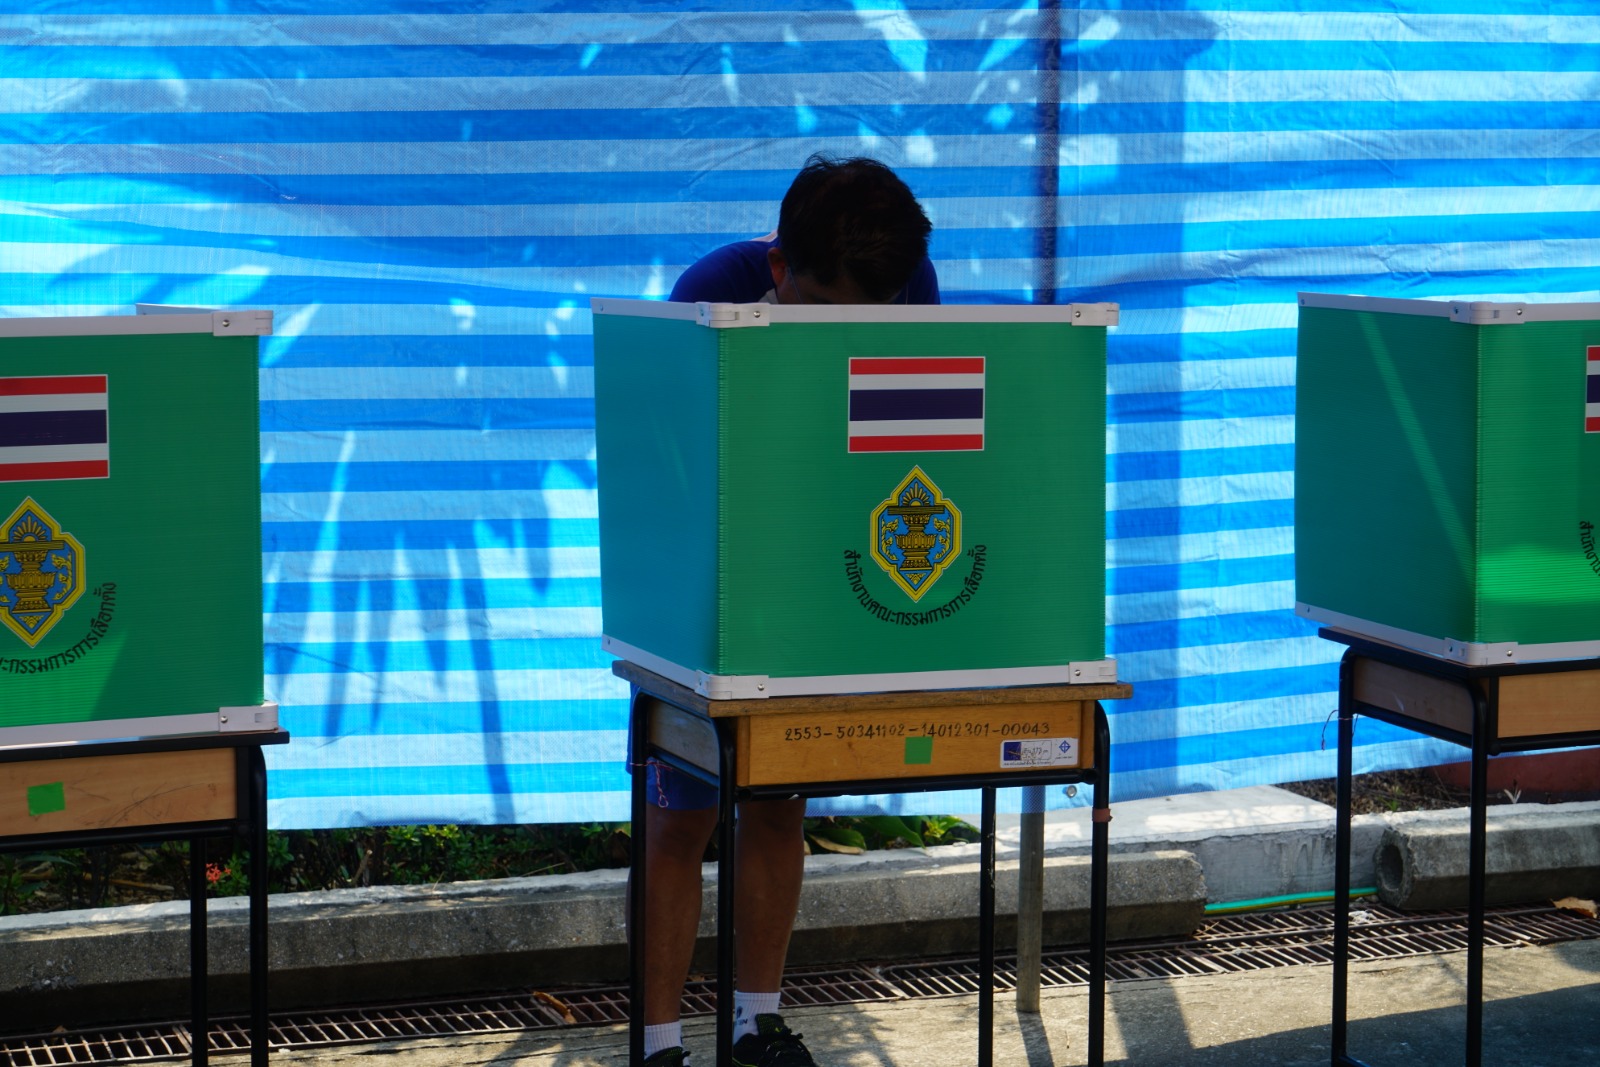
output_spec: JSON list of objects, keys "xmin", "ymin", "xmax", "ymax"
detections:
[
  {"xmin": 629, "ymin": 691, "xmax": 647, "ymax": 1067},
  {"xmin": 189, "ymin": 834, "xmax": 208, "ymax": 1067},
  {"xmin": 1333, "ymin": 653, "xmax": 1355, "ymax": 1066},
  {"xmin": 247, "ymin": 747, "xmax": 269, "ymax": 1067},
  {"xmin": 978, "ymin": 787, "xmax": 997, "ymax": 1067},
  {"xmin": 1089, "ymin": 702, "xmax": 1111, "ymax": 1067},
  {"xmin": 716, "ymin": 723, "xmax": 738, "ymax": 1067},
  {"xmin": 1016, "ymin": 785, "xmax": 1046, "ymax": 1013},
  {"xmin": 1466, "ymin": 685, "xmax": 1490, "ymax": 1067}
]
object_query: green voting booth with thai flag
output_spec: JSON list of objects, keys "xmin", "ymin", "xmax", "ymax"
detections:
[
  {"xmin": 0, "ymin": 308, "xmax": 275, "ymax": 747},
  {"xmin": 592, "ymin": 298, "xmax": 1118, "ymax": 698}
]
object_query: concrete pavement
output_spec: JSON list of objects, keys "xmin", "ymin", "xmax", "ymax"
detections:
[{"xmin": 221, "ymin": 939, "xmax": 1600, "ymax": 1066}]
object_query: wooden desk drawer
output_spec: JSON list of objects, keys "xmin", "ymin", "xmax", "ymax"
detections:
[
  {"xmin": 735, "ymin": 700, "xmax": 1091, "ymax": 787},
  {"xmin": 1351, "ymin": 658, "xmax": 1477, "ymax": 735},
  {"xmin": 1498, "ymin": 672, "xmax": 1600, "ymax": 738},
  {"xmin": 1351, "ymin": 657, "xmax": 1600, "ymax": 741},
  {"xmin": 2, "ymin": 747, "xmax": 237, "ymax": 838}
]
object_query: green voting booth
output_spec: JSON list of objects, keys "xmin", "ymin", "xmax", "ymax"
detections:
[
  {"xmin": 592, "ymin": 298, "xmax": 1119, "ymax": 697},
  {"xmin": 0, "ymin": 308, "xmax": 282, "ymax": 1067},
  {"xmin": 0, "ymin": 308, "xmax": 276, "ymax": 746},
  {"xmin": 1298, "ymin": 295, "xmax": 1600, "ymax": 1067},
  {"xmin": 599, "ymin": 299, "xmax": 1127, "ymax": 1067},
  {"xmin": 1296, "ymin": 292, "xmax": 1600, "ymax": 663}
]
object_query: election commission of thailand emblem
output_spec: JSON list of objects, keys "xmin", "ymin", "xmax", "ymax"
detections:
[
  {"xmin": 0, "ymin": 497, "xmax": 86, "ymax": 647},
  {"xmin": 869, "ymin": 467, "xmax": 961, "ymax": 601}
]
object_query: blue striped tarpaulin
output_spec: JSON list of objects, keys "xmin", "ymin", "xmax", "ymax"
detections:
[{"xmin": 3, "ymin": 2, "xmax": 1595, "ymax": 827}]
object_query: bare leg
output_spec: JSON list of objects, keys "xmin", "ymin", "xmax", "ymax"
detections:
[
  {"xmin": 638, "ymin": 803, "xmax": 718, "ymax": 1025},
  {"xmin": 733, "ymin": 797, "xmax": 808, "ymax": 992},
  {"xmin": 634, "ymin": 797, "xmax": 806, "ymax": 1024}
]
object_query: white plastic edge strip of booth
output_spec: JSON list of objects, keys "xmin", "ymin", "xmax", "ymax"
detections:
[
  {"xmin": 590, "ymin": 297, "xmax": 1118, "ymax": 328},
  {"xmin": 1299, "ymin": 292, "xmax": 1600, "ymax": 326},
  {"xmin": 0, "ymin": 703, "xmax": 280, "ymax": 750},
  {"xmin": 0, "ymin": 308, "xmax": 274, "ymax": 338},
  {"xmin": 603, "ymin": 634, "xmax": 1117, "ymax": 699},
  {"xmin": 1295, "ymin": 602, "xmax": 1600, "ymax": 666}
]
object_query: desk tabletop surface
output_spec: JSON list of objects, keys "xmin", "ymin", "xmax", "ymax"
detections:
[{"xmin": 0, "ymin": 727, "xmax": 291, "ymax": 766}]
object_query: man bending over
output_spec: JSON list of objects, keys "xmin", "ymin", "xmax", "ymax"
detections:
[{"xmin": 637, "ymin": 154, "xmax": 939, "ymax": 1067}]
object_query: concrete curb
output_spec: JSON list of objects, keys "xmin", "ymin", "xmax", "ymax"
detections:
[
  {"xmin": 787, "ymin": 847, "xmax": 1205, "ymax": 966},
  {"xmin": 993, "ymin": 791, "xmax": 1600, "ymax": 905},
  {"xmin": 0, "ymin": 847, "xmax": 1203, "ymax": 1028},
  {"xmin": 1, "ymin": 866, "xmax": 632, "ymax": 1028},
  {"xmin": 1375, "ymin": 807, "xmax": 1600, "ymax": 910},
  {"xmin": 3, "ymin": 790, "xmax": 1596, "ymax": 1031}
]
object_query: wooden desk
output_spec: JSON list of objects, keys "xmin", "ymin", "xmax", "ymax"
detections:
[
  {"xmin": 618, "ymin": 660, "xmax": 1130, "ymax": 1067},
  {"xmin": 1324, "ymin": 629, "xmax": 1600, "ymax": 1067},
  {"xmin": 0, "ymin": 730, "xmax": 288, "ymax": 1067}
]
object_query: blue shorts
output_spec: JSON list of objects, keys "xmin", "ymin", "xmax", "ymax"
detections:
[{"xmin": 637, "ymin": 757, "xmax": 719, "ymax": 811}]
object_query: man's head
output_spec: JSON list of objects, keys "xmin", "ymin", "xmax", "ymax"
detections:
[{"xmin": 767, "ymin": 154, "xmax": 932, "ymax": 304}]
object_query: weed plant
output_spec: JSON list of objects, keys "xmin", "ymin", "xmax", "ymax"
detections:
[{"xmin": 0, "ymin": 815, "xmax": 976, "ymax": 916}]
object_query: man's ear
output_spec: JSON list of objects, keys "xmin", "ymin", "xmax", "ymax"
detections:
[{"xmin": 766, "ymin": 245, "xmax": 790, "ymax": 291}]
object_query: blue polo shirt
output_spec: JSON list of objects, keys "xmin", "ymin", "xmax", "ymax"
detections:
[{"xmin": 669, "ymin": 235, "xmax": 941, "ymax": 304}]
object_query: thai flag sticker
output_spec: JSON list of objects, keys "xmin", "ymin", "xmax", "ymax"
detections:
[
  {"xmin": 848, "ymin": 357, "xmax": 984, "ymax": 453},
  {"xmin": 0, "ymin": 375, "xmax": 109, "ymax": 483},
  {"xmin": 1587, "ymin": 347, "xmax": 1600, "ymax": 432}
]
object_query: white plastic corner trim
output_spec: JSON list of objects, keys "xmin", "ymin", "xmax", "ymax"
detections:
[
  {"xmin": 696, "ymin": 302, "xmax": 773, "ymax": 328},
  {"xmin": 1069, "ymin": 658, "xmax": 1119, "ymax": 683},
  {"xmin": 1068, "ymin": 303, "xmax": 1119, "ymax": 327},
  {"xmin": 211, "ymin": 309, "xmax": 274, "ymax": 336},
  {"xmin": 1449, "ymin": 302, "xmax": 1527, "ymax": 325},
  {"xmin": 218, "ymin": 702, "xmax": 280, "ymax": 733}
]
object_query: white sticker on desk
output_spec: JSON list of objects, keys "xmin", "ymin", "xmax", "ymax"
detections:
[{"xmin": 1001, "ymin": 738, "xmax": 1078, "ymax": 768}]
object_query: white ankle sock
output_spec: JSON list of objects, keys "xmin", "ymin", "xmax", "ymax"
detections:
[
  {"xmin": 644, "ymin": 1021, "xmax": 683, "ymax": 1058},
  {"xmin": 732, "ymin": 990, "xmax": 782, "ymax": 1041}
]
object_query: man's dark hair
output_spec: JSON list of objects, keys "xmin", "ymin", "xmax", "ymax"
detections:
[{"xmin": 776, "ymin": 154, "xmax": 933, "ymax": 302}]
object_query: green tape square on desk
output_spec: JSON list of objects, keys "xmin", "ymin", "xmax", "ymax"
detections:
[
  {"xmin": 27, "ymin": 781, "xmax": 66, "ymax": 817},
  {"xmin": 904, "ymin": 736, "xmax": 933, "ymax": 765}
]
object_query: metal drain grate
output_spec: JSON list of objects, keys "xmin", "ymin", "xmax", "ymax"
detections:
[
  {"xmin": 876, "ymin": 902, "xmax": 1600, "ymax": 997},
  {"xmin": 681, "ymin": 966, "xmax": 904, "ymax": 1019},
  {"xmin": 4, "ymin": 902, "xmax": 1594, "ymax": 1065},
  {"xmin": 2, "ymin": 1026, "xmax": 196, "ymax": 1066}
]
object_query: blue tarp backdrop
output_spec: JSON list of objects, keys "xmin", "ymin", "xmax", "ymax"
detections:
[{"xmin": 2, "ymin": 2, "xmax": 1596, "ymax": 827}]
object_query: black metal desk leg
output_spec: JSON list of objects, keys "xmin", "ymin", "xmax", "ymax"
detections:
[
  {"xmin": 629, "ymin": 691, "xmax": 648, "ymax": 1067},
  {"xmin": 978, "ymin": 786, "xmax": 997, "ymax": 1067},
  {"xmin": 246, "ymin": 747, "xmax": 270, "ymax": 1067},
  {"xmin": 1089, "ymin": 702, "xmax": 1111, "ymax": 1067},
  {"xmin": 716, "ymin": 722, "xmax": 738, "ymax": 1067},
  {"xmin": 1333, "ymin": 652, "xmax": 1355, "ymax": 1066},
  {"xmin": 190, "ymin": 834, "xmax": 209, "ymax": 1067},
  {"xmin": 1466, "ymin": 687, "xmax": 1490, "ymax": 1067}
]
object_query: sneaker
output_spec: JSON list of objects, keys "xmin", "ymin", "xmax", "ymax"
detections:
[
  {"xmin": 642, "ymin": 1046, "xmax": 690, "ymax": 1066},
  {"xmin": 731, "ymin": 1014, "xmax": 817, "ymax": 1067}
]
